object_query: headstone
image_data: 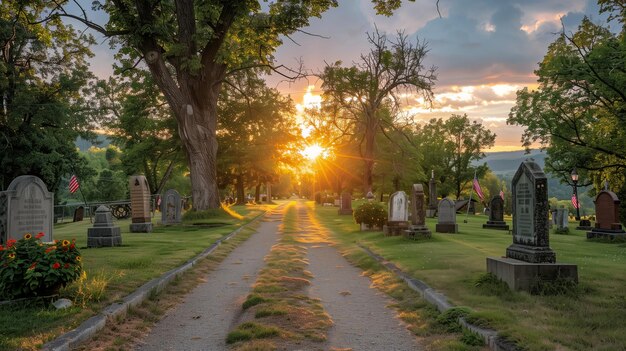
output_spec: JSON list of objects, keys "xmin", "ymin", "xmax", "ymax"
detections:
[
  {"xmin": 73, "ymin": 206, "xmax": 85, "ymax": 222},
  {"xmin": 337, "ymin": 192, "xmax": 353, "ymax": 215},
  {"xmin": 88, "ymin": 205, "xmax": 122, "ymax": 247},
  {"xmin": 383, "ymin": 191, "xmax": 409, "ymax": 236},
  {"xmin": 405, "ymin": 184, "xmax": 431, "ymax": 239},
  {"xmin": 555, "ymin": 208, "xmax": 569, "ymax": 230},
  {"xmin": 482, "ymin": 196, "xmax": 509, "ymax": 230},
  {"xmin": 0, "ymin": 176, "xmax": 53, "ymax": 244},
  {"xmin": 129, "ymin": 175, "xmax": 153, "ymax": 233},
  {"xmin": 426, "ymin": 170, "xmax": 437, "ymax": 217},
  {"xmin": 551, "ymin": 209, "xmax": 558, "ymax": 228},
  {"xmin": 161, "ymin": 189, "xmax": 182, "ymax": 225},
  {"xmin": 586, "ymin": 190, "xmax": 626, "ymax": 239},
  {"xmin": 487, "ymin": 161, "xmax": 578, "ymax": 292},
  {"xmin": 435, "ymin": 198, "xmax": 458, "ymax": 233}
]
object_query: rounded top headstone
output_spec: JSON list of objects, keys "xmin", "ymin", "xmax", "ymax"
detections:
[{"xmin": 96, "ymin": 205, "xmax": 111, "ymax": 213}]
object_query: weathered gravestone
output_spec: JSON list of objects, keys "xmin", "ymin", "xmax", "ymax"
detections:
[
  {"xmin": 405, "ymin": 184, "xmax": 431, "ymax": 239},
  {"xmin": 161, "ymin": 189, "xmax": 182, "ymax": 225},
  {"xmin": 0, "ymin": 175, "xmax": 53, "ymax": 244},
  {"xmin": 483, "ymin": 195, "xmax": 509, "ymax": 230},
  {"xmin": 426, "ymin": 170, "xmax": 438, "ymax": 218},
  {"xmin": 129, "ymin": 175, "xmax": 153, "ymax": 233},
  {"xmin": 73, "ymin": 206, "xmax": 85, "ymax": 222},
  {"xmin": 487, "ymin": 161, "xmax": 578, "ymax": 291},
  {"xmin": 383, "ymin": 191, "xmax": 409, "ymax": 236},
  {"xmin": 586, "ymin": 189, "xmax": 626, "ymax": 240},
  {"xmin": 436, "ymin": 198, "xmax": 458, "ymax": 233},
  {"xmin": 87, "ymin": 205, "xmax": 122, "ymax": 247},
  {"xmin": 338, "ymin": 192, "xmax": 353, "ymax": 215},
  {"xmin": 555, "ymin": 208, "xmax": 569, "ymax": 231}
]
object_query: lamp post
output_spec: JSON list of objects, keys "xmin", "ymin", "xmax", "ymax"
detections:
[{"xmin": 571, "ymin": 167, "xmax": 580, "ymax": 221}]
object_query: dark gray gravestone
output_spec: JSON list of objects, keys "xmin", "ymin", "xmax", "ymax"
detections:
[
  {"xmin": 161, "ymin": 189, "xmax": 182, "ymax": 225},
  {"xmin": 129, "ymin": 175, "xmax": 153, "ymax": 233},
  {"xmin": 586, "ymin": 190, "xmax": 626, "ymax": 239},
  {"xmin": 435, "ymin": 198, "xmax": 457, "ymax": 233},
  {"xmin": 483, "ymin": 195, "xmax": 509, "ymax": 230},
  {"xmin": 383, "ymin": 191, "xmax": 409, "ymax": 236},
  {"xmin": 338, "ymin": 192, "xmax": 353, "ymax": 215},
  {"xmin": 487, "ymin": 161, "xmax": 578, "ymax": 292},
  {"xmin": 88, "ymin": 205, "xmax": 122, "ymax": 247},
  {"xmin": 426, "ymin": 171, "xmax": 437, "ymax": 218},
  {"xmin": 405, "ymin": 184, "xmax": 431, "ymax": 239},
  {"xmin": 73, "ymin": 206, "xmax": 85, "ymax": 222},
  {"xmin": 0, "ymin": 176, "xmax": 53, "ymax": 244}
]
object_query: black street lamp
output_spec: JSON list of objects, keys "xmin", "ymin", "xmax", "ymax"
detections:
[{"xmin": 571, "ymin": 167, "xmax": 580, "ymax": 221}]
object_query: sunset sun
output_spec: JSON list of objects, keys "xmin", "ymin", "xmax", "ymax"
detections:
[{"xmin": 301, "ymin": 144, "xmax": 326, "ymax": 161}]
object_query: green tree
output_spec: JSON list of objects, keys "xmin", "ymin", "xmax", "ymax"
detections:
[
  {"xmin": 0, "ymin": 1, "xmax": 97, "ymax": 192},
  {"xmin": 56, "ymin": 0, "xmax": 412, "ymax": 210},
  {"xmin": 415, "ymin": 114, "xmax": 495, "ymax": 198},
  {"xmin": 320, "ymin": 29, "xmax": 436, "ymax": 193}
]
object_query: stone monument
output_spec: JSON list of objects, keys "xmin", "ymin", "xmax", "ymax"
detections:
[
  {"xmin": 426, "ymin": 170, "xmax": 438, "ymax": 218},
  {"xmin": 73, "ymin": 206, "xmax": 85, "ymax": 222},
  {"xmin": 487, "ymin": 161, "xmax": 578, "ymax": 291},
  {"xmin": 405, "ymin": 184, "xmax": 432, "ymax": 239},
  {"xmin": 383, "ymin": 191, "xmax": 409, "ymax": 236},
  {"xmin": 129, "ymin": 175, "xmax": 153, "ymax": 232},
  {"xmin": 436, "ymin": 198, "xmax": 458, "ymax": 233},
  {"xmin": 88, "ymin": 205, "xmax": 122, "ymax": 247},
  {"xmin": 338, "ymin": 191, "xmax": 353, "ymax": 215},
  {"xmin": 555, "ymin": 208, "xmax": 569, "ymax": 231},
  {"xmin": 586, "ymin": 189, "xmax": 626, "ymax": 240},
  {"xmin": 0, "ymin": 175, "xmax": 53, "ymax": 244},
  {"xmin": 483, "ymin": 195, "xmax": 509, "ymax": 230},
  {"xmin": 161, "ymin": 189, "xmax": 182, "ymax": 225}
]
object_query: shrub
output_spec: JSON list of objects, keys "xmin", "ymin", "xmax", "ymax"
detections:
[
  {"xmin": 0, "ymin": 233, "xmax": 82, "ymax": 300},
  {"xmin": 353, "ymin": 202, "xmax": 387, "ymax": 228}
]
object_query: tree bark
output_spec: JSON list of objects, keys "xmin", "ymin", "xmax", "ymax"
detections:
[
  {"xmin": 254, "ymin": 183, "xmax": 261, "ymax": 203},
  {"xmin": 235, "ymin": 173, "xmax": 245, "ymax": 205}
]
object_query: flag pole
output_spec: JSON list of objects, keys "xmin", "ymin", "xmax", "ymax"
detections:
[
  {"xmin": 69, "ymin": 163, "xmax": 92, "ymax": 223},
  {"xmin": 464, "ymin": 170, "xmax": 476, "ymax": 223}
]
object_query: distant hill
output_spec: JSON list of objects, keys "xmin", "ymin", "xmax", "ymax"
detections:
[
  {"xmin": 75, "ymin": 135, "xmax": 111, "ymax": 151},
  {"xmin": 477, "ymin": 149, "xmax": 546, "ymax": 175}
]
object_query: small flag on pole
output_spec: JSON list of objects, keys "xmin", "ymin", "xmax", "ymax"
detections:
[
  {"xmin": 69, "ymin": 175, "xmax": 80, "ymax": 194},
  {"xmin": 499, "ymin": 189, "xmax": 505, "ymax": 200},
  {"xmin": 473, "ymin": 176, "xmax": 484, "ymax": 201},
  {"xmin": 571, "ymin": 194, "xmax": 579, "ymax": 209}
]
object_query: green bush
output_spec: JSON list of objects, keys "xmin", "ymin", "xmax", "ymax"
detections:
[
  {"xmin": 182, "ymin": 208, "xmax": 228, "ymax": 221},
  {"xmin": 353, "ymin": 202, "xmax": 387, "ymax": 228},
  {"xmin": 0, "ymin": 233, "xmax": 82, "ymax": 300}
]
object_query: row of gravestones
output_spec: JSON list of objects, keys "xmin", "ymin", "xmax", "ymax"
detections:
[{"xmin": 0, "ymin": 175, "xmax": 185, "ymax": 247}]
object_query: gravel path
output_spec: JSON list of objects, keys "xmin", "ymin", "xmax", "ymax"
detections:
[
  {"xmin": 299, "ymin": 203, "xmax": 422, "ymax": 351},
  {"xmin": 136, "ymin": 208, "xmax": 284, "ymax": 351}
]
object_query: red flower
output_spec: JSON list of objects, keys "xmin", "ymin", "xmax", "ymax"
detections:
[
  {"xmin": 6, "ymin": 239, "xmax": 16, "ymax": 248},
  {"xmin": 28, "ymin": 262, "xmax": 37, "ymax": 270},
  {"xmin": 52, "ymin": 262, "xmax": 61, "ymax": 270},
  {"xmin": 35, "ymin": 232, "xmax": 45, "ymax": 239},
  {"xmin": 64, "ymin": 263, "xmax": 70, "ymax": 269},
  {"xmin": 70, "ymin": 243, "xmax": 75, "ymax": 249},
  {"xmin": 0, "ymin": 244, "xmax": 4, "ymax": 251},
  {"xmin": 45, "ymin": 246, "xmax": 56, "ymax": 254}
]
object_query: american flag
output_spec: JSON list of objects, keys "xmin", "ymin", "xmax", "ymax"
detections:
[
  {"xmin": 500, "ymin": 189, "xmax": 505, "ymax": 200},
  {"xmin": 69, "ymin": 175, "xmax": 80, "ymax": 194},
  {"xmin": 473, "ymin": 177, "xmax": 484, "ymax": 201},
  {"xmin": 571, "ymin": 194, "xmax": 579, "ymax": 209}
]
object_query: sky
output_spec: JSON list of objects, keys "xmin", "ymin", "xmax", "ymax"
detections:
[{"xmin": 85, "ymin": 0, "xmax": 609, "ymax": 152}]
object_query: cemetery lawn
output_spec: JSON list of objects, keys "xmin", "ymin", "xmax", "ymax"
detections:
[
  {"xmin": 0, "ymin": 204, "xmax": 270, "ymax": 351},
  {"xmin": 315, "ymin": 202, "xmax": 626, "ymax": 351}
]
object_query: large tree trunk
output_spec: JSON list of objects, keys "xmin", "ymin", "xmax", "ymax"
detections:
[{"xmin": 235, "ymin": 173, "xmax": 245, "ymax": 205}]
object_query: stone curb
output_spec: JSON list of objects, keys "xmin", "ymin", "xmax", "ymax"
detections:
[
  {"xmin": 43, "ymin": 211, "xmax": 268, "ymax": 351},
  {"xmin": 357, "ymin": 243, "xmax": 520, "ymax": 351}
]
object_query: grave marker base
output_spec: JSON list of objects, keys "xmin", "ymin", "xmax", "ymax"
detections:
[
  {"xmin": 482, "ymin": 221, "xmax": 510, "ymax": 231},
  {"xmin": 435, "ymin": 223, "xmax": 457, "ymax": 233},
  {"xmin": 130, "ymin": 223, "xmax": 153, "ymax": 233},
  {"xmin": 487, "ymin": 257, "xmax": 578, "ymax": 292},
  {"xmin": 506, "ymin": 243, "xmax": 556, "ymax": 263},
  {"xmin": 404, "ymin": 225, "xmax": 431, "ymax": 240}
]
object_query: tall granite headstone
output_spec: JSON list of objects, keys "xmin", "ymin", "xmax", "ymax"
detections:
[
  {"xmin": 586, "ymin": 190, "xmax": 626, "ymax": 239},
  {"xmin": 555, "ymin": 208, "xmax": 569, "ymax": 231},
  {"xmin": 483, "ymin": 195, "xmax": 509, "ymax": 230},
  {"xmin": 338, "ymin": 192, "xmax": 353, "ymax": 215},
  {"xmin": 73, "ymin": 206, "xmax": 85, "ymax": 222},
  {"xmin": 436, "ymin": 198, "xmax": 458, "ymax": 233},
  {"xmin": 129, "ymin": 175, "xmax": 153, "ymax": 232},
  {"xmin": 405, "ymin": 184, "xmax": 432, "ymax": 239},
  {"xmin": 0, "ymin": 176, "xmax": 53, "ymax": 244},
  {"xmin": 426, "ymin": 170, "xmax": 438, "ymax": 218},
  {"xmin": 487, "ymin": 161, "xmax": 578, "ymax": 291},
  {"xmin": 88, "ymin": 205, "xmax": 122, "ymax": 247},
  {"xmin": 161, "ymin": 189, "xmax": 182, "ymax": 225},
  {"xmin": 383, "ymin": 191, "xmax": 409, "ymax": 236}
]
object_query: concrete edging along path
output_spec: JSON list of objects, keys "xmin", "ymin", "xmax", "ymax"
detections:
[
  {"xmin": 42, "ymin": 211, "xmax": 268, "ymax": 351},
  {"xmin": 357, "ymin": 244, "xmax": 519, "ymax": 351}
]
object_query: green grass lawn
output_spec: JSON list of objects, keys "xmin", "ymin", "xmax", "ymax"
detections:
[
  {"xmin": 0, "ymin": 204, "xmax": 268, "ymax": 351},
  {"xmin": 314, "ymin": 202, "xmax": 626, "ymax": 351}
]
